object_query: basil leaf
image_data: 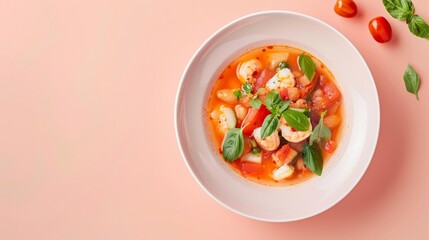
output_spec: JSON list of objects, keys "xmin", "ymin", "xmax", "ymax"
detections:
[
  {"xmin": 298, "ymin": 54, "xmax": 316, "ymax": 81},
  {"xmin": 302, "ymin": 144, "xmax": 323, "ymax": 176},
  {"xmin": 265, "ymin": 90, "xmax": 282, "ymax": 111},
  {"xmin": 261, "ymin": 114, "xmax": 279, "ymax": 139},
  {"xmin": 403, "ymin": 64, "xmax": 420, "ymax": 100},
  {"xmin": 303, "ymin": 108, "xmax": 310, "ymax": 117},
  {"xmin": 249, "ymin": 98, "xmax": 262, "ymax": 109},
  {"xmin": 278, "ymin": 100, "xmax": 291, "ymax": 113},
  {"xmin": 408, "ymin": 15, "xmax": 429, "ymax": 39},
  {"xmin": 382, "ymin": 0, "xmax": 414, "ymax": 21},
  {"xmin": 233, "ymin": 90, "xmax": 242, "ymax": 100},
  {"xmin": 222, "ymin": 128, "xmax": 244, "ymax": 162},
  {"xmin": 309, "ymin": 112, "xmax": 331, "ymax": 146},
  {"xmin": 282, "ymin": 109, "xmax": 310, "ymax": 131},
  {"xmin": 243, "ymin": 82, "xmax": 252, "ymax": 93}
]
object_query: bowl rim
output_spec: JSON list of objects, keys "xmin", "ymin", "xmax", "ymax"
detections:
[{"xmin": 174, "ymin": 10, "xmax": 380, "ymax": 222}]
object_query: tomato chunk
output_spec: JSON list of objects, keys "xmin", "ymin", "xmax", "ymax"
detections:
[
  {"xmin": 323, "ymin": 82, "xmax": 341, "ymax": 102},
  {"xmin": 252, "ymin": 69, "xmax": 275, "ymax": 93},
  {"xmin": 241, "ymin": 162, "xmax": 264, "ymax": 176},
  {"xmin": 241, "ymin": 105, "xmax": 270, "ymax": 135},
  {"xmin": 274, "ymin": 145, "xmax": 291, "ymax": 162}
]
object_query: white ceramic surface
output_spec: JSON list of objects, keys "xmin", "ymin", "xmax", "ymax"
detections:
[{"xmin": 175, "ymin": 11, "xmax": 380, "ymax": 222}]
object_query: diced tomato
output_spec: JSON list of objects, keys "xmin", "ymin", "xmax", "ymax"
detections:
[
  {"xmin": 287, "ymin": 87, "xmax": 300, "ymax": 101},
  {"xmin": 280, "ymin": 88, "xmax": 289, "ymax": 100},
  {"xmin": 324, "ymin": 140, "xmax": 336, "ymax": 153},
  {"xmin": 274, "ymin": 145, "xmax": 290, "ymax": 161},
  {"xmin": 323, "ymin": 82, "xmax": 341, "ymax": 102},
  {"xmin": 231, "ymin": 159, "xmax": 242, "ymax": 170},
  {"xmin": 241, "ymin": 105, "xmax": 270, "ymax": 135},
  {"xmin": 241, "ymin": 162, "xmax": 264, "ymax": 176},
  {"xmin": 252, "ymin": 69, "xmax": 275, "ymax": 93}
]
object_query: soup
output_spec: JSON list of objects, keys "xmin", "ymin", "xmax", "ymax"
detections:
[{"xmin": 206, "ymin": 45, "xmax": 343, "ymax": 186}]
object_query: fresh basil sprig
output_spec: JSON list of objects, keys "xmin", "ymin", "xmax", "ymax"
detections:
[
  {"xmin": 403, "ymin": 64, "xmax": 420, "ymax": 100},
  {"xmin": 260, "ymin": 90, "xmax": 310, "ymax": 139},
  {"xmin": 383, "ymin": 0, "xmax": 429, "ymax": 39},
  {"xmin": 260, "ymin": 90, "xmax": 290, "ymax": 139},
  {"xmin": 264, "ymin": 89, "xmax": 283, "ymax": 112},
  {"xmin": 298, "ymin": 54, "xmax": 316, "ymax": 81},
  {"xmin": 302, "ymin": 143, "xmax": 323, "ymax": 176},
  {"xmin": 309, "ymin": 111, "xmax": 331, "ymax": 145},
  {"xmin": 222, "ymin": 128, "xmax": 244, "ymax": 162}
]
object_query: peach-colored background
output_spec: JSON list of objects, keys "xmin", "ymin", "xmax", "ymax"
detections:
[{"xmin": 1, "ymin": 0, "xmax": 428, "ymax": 239}]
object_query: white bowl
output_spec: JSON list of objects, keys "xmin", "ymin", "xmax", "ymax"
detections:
[{"xmin": 175, "ymin": 11, "xmax": 380, "ymax": 222}]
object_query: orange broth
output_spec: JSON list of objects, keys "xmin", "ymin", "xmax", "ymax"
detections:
[{"xmin": 206, "ymin": 45, "xmax": 343, "ymax": 186}]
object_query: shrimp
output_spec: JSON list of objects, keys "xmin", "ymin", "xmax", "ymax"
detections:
[
  {"xmin": 236, "ymin": 59, "xmax": 262, "ymax": 83},
  {"xmin": 266, "ymin": 68, "xmax": 296, "ymax": 91},
  {"xmin": 279, "ymin": 117, "xmax": 312, "ymax": 143},
  {"xmin": 253, "ymin": 127, "xmax": 280, "ymax": 151},
  {"xmin": 268, "ymin": 52, "xmax": 289, "ymax": 70}
]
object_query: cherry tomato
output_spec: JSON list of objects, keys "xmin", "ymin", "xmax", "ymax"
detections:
[
  {"xmin": 324, "ymin": 140, "xmax": 337, "ymax": 153},
  {"xmin": 252, "ymin": 69, "xmax": 275, "ymax": 93},
  {"xmin": 368, "ymin": 17, "xmax": 392, "ymax": 43},
  {"xmin": 241, "ymin": 105, "xmax": 270, "ymax": 135},
  {"xmin": 334, "ymin": 0, "xmax": 358, "ymax": 18}
]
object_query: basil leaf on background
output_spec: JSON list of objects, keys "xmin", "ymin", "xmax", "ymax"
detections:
[
  {"xmin": 382, "ymin": 0, "xmax": 414, "ymax": 21},
  {"xmin": 403, "ymin": 64, "xmax": 420, "ymax": 100},
  {"xmin": 282, "ymin": 109, "xmax": 310, "ymax": 131},
  {"xmin": 260, "ymin": 114, "xmax": 280, "ymax": 139},
  {"xmin": 302, "ymin": 143, "xmax": 323, "ymax": 176},
  {"xmin": 408, "ymin": 15, "xmax": 429, "ymax": 39},
  {"xmin": 222, "ymin": 128, "xmax": 244, "ymax": 162},
  {"xmin": 298, "ymin": 54, "xmax": 316, "ymax": 81}
]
